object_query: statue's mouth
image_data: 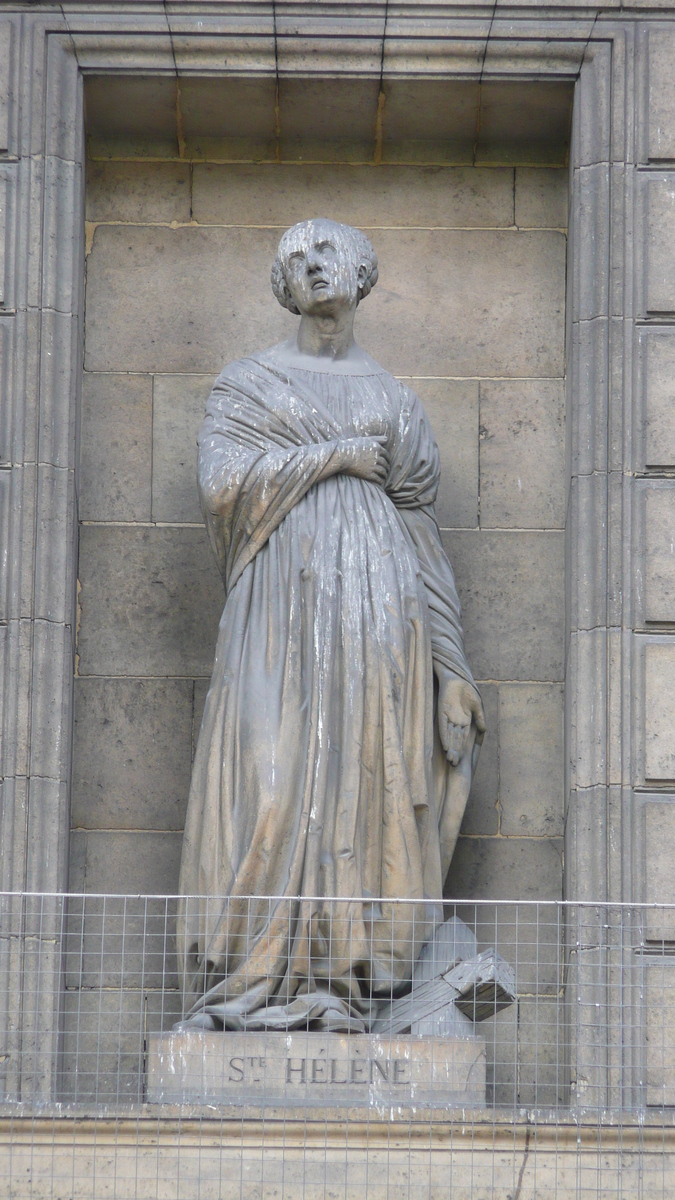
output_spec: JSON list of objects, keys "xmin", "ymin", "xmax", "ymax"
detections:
[{"xmin": 311, "ymin": 278, "xmax": 329, "ymax": 290}]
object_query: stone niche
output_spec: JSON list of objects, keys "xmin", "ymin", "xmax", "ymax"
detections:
[{"xmin": 66, "ymin": 74, "xmax": 571, "ymax": 1105}]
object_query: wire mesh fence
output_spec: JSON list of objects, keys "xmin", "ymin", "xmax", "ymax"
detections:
[{"xmin": 1, "ymin": 893, "xmax": 675, "ymax": 1198}]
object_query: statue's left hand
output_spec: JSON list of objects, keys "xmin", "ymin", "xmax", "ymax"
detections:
[{"xmin": 437, "ymin": 670, "xmax": 486, "ymax": 766}]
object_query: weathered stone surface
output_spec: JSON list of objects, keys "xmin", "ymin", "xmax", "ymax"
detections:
[
  {"xmin": 518, "ymin": 996, "xmax": 567, "ymax": 1107},
  {"xmin": 450, "ymin": 899, "xmax": 563, "ymax": 997},
  {"xmin": 68, "ymin": 830, "xmax": 182, "ymax": 896},
  {"xmin": 473, "ymin": 82, "xmax": 572, "ymax": 166},
  {"xmin": 380, "ymin": 79, "xmax": 479, "ymax": 163},
  {"xmin": 482, "ymin": 1003, "xmax": 518, "ymax": 1106},
  {"xmin": 60, "ymin": 988, "xmax": 148, "ymax": 1103},
  {"xmin": 642, "ymin": 327, "xmax": 675, "ymax": 467},
  {"xmin": 574, "ymin": 163, "xmax": 609, "ymax": 323},
  {"xmin": 565, "ymin": 785, "xmax": 608, "ymax": 905},
  {"xmin": 71, "ymin": 678, "xmax": 193, "ymax": 831},
  {"xmin": 278, "ymin": 78, "xmax": 381, "ymax": 162},
  {"xmin": 649, "ymin": 29, "xmax": 675, "ymax": 161},
  {"xmin": 79, "ymin": 373, "xmax": 152, "ymax": 521},
  {"xmin": 413, "ymin": 917, "xmax": 478, "ymax": 983},
  {"xmin": 442, "ymin": 531, "xmax": 565, "ymax": 681},
  {"xmin": 515, "ymin": 167, "xmax": 568, "ymax": 229},
  {"xmin": 365, "ymin": 222, "xmax": 566, "ymax": 381},
  {"xmin": 645, "ymin": 643, "xmax": 675, "ymax": 781},
  {"xmin": 4, "ymin": 1113, "xmax": 670, "ymax": 1200},
  {"xmin": 645, "ymin": 801, "xmax": 675, "ymax": 939},
  {"xmin": 192, "ymin": 678, "xmax": 209, "ymax": 760},
  {"xmin": 568, "ymin": 316, "xmax": 608, "ymax": 477},
  {"xmin": 2, "ymin": 1115, "xmax": 673, "ymax": 1199},
  {"xmin": 77, "ymin": 525, "xmax": 223, "ymax": 677},
  {"xmin": 461, "ymin": 683, "xmax": 499, "ymax": 836},
  {"xmin": 447, "ymin": 839, "xmax": 563, "ymax": 902},
  {"xmin": 479, "ymin": 379, "xmax": 565, "ymax": 529},
  {"xmin": 499, "ymin": 684, "xmax": 564, "ymax": 836},
  {"xmin": 567, "ymin": 629, "xmax": 609, "ymax": 790},
  {"xmin": 646, "ymin": 175, "xmax": 675, "ymax": 314},
  {"xmin": 60, "ymin": 989, "xmax": 182, "ymax": 1104},
  {"xmin": 85, "ymin": 76, "xmax": 178, "ymax": 158},
  {"xmin": 147, "ymin": 1030, "xmax": 486, "ymax": 1109},
  {"xmin": 85, "ymin": 161, "xmax": 191, "ymax": 224},
  {"xmin": 85, "ymin": 224, "xmax": 292, "ymax": 373},
  {"xmin": 191, "ymin": 164, "xmax": 514, "ymax": 229},
  {"xmin": 447, "ymin": 850, "xmax": 564, "ymax": 997},
  {"xmin": 36, "ymin": 310, "xmax": 80, "ymax": 469},
  {"xmin": 645, "ymin": 486, "xmax": 675, "ymax": 622},
  {"xmin": 32, "ymin": 471, "xmax": 75, "ymax": 623},
  {"xmin": 413, "ymin": 378, "xmax": 478, "ymax": 529},
  {"xmin": 152, "ymin": 374, "xmax": 212, "ymax": 523},
  {"xmin": 447, "ymin": 851, "xmax": 563, "ymax": 1000},
  {"xmin": 573, "ymin": 48, "xmax": 609, "ymax": 166},
  {"xmin": 646, "ymin": 959, "xmax": 675, "ymax": 1105},
  {"xmin": 0, "ymin": 22, "xmax": 10, "ymax": 154},
  {"xmin": 64, "ymin": 891, "xmax": 179, "ymax": 991},
  {"xmin": 85, "ymin": 225, "xmax": 565, "ymax": 378},
  {"xmin": 448, "ymin": 949, "xmax": 516, "ymax": 1022},
  {"xmin": 373, "ymin": 971, "xmax": 474, "ymax": 1038},
  {"xmin": 0, "ymin": 172, "xmax": 7, "ymax": 307},
  {"xmin": 179, "ymin": 77, "xmax": 277, "ymax": 160}
]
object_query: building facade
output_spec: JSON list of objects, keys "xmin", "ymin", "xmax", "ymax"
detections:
[{"xmin": 1, "ymin": 1, "xmax": 675, "ymax": 1195}]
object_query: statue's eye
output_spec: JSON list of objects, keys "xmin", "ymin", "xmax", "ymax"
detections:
[{"xmin": 288, "ymin": 253, "xmax": 304, "ymax": 266}]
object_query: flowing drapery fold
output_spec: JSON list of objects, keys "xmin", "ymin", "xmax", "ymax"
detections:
[{"xmin": 177, "ymin": 351, "xmax": 478, "ymax": 1031}]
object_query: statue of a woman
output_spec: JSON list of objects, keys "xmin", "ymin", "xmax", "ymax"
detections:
[{"xmin": 176, "ymin": 219, "xmax": 485, "ymax": 1033}]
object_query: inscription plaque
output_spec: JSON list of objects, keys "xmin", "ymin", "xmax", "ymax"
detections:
[{"xmin": 147, "ymin": 1031, "xmax": 486, "ymax": 1109}]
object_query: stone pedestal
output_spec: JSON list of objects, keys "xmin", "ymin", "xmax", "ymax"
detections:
[{"xmin": 146, "ymin": 1031, "xmax": 486, "ymax": 1108}]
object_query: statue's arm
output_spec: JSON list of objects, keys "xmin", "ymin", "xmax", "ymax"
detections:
[
  {"xmin": 198, "ymin": 428, "xmax": 392, "ymax": 591},
  {"xmin": 388, "ymin": 383, "xmax": 484, "ymax": 762},
  {"xmin": 200, "ymin": 433, "xmax": 390, "ymax": 517},
  {"xmin": 398, "ymin": 506, "xmax": 484, "ymax": 765}
]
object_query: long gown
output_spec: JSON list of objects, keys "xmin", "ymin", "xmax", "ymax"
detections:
[{"xmin": 176, "ymin": 345, "xmax": 479, "ymax": 1032}]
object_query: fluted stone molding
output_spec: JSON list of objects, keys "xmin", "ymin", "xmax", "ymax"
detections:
[{"xmin": 0, "ymin": 14, "xmax": 84, "ymax": 1100}]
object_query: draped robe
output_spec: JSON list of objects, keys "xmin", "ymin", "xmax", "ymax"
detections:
[{"xmin": 176, "ymin": 347, "xmax": 479, "ymax": 1032}]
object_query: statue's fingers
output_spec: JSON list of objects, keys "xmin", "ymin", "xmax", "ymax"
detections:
[
  {"xmin": 440, "ymin": 712, "xmax": 459, "ymax": 761},
  {"xmin": 446, "ymin": 722, "xmax": 469, "ymax": 763},
  {"xmin": 444, "ymin": 723, "xmax": 464, "ymax": 765},
  {"xmin": 473, "ymin": 700, "xmax": 487, "ymax": 735},
  {"xmin": 464, "ymin": 688, "xmax": 486, "ymax": 734}
]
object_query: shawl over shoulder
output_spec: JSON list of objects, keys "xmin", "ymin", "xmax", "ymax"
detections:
[{"xmin": 198, "ymin": 354, "xmax": 475, "ymax": 689}]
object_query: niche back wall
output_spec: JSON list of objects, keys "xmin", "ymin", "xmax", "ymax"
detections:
[{"xmin": 71, "ymin": 76, "xmax": 570, "ymax": 908}]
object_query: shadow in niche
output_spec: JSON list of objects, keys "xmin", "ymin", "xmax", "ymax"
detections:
[{"xmin": 84, "ymin": 74, "xmax": 573, "ymax": 164}]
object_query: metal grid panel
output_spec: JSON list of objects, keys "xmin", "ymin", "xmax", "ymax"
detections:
[{"xmin": 0, "ymin": 894, "xmax": 674, "ymax": 1198}]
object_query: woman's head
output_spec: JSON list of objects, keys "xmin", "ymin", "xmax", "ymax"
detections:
[{"xmin": 271, "ymin": 219, "xmax": 378, "ymax": 317}]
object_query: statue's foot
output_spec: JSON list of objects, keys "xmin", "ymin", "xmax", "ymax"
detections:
[{"xmin": 172, "ymin": 1012, "xmax": 219, "ymax": 1032}]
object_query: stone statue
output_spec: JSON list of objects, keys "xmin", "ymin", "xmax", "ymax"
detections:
[{"xmin": 176, "ymin": 219, "xmax": 485, "ymax": 1034}]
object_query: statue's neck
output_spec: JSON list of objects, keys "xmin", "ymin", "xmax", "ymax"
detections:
[
  {"xmin": 266, "ymin": 338, "xmax": 382, "ymax": 376},
  {"xmin": 295, "ymin": 310, "xmax": 356, "ymax": 361}
]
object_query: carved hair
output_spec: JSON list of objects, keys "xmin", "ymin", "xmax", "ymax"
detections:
[{"xmin": 271, "ymin": 219, "xmax": 378, "ymax": 315}]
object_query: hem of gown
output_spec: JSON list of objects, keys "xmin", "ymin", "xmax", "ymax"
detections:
[{"xmin": 174, "ymin": 992, "xmax": 376, "ymax": 1034}]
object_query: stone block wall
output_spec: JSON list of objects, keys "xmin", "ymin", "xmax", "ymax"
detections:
[
  {"xmin": 67, "ymin": 104, "xmax": 568, "ymax": 1096},
  {"xmin": 73, "ymin": 154, "xmax": 567, "ymax": 903}
]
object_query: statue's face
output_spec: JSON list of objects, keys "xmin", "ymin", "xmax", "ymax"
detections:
[{"xmin": 281, "ymin": 221, "xmax": 364, "ymax": 317}]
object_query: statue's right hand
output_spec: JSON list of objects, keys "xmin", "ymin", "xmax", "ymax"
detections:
[{"xmin": 339, "ymin": 436, "xmax": 390, "ymax": 486}]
